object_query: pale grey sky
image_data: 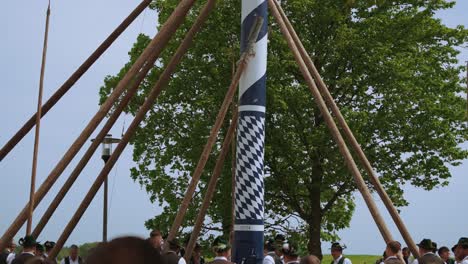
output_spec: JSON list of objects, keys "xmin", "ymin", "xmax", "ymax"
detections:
[{"xmin": 1, "ymin": 0, "xmax": 466, "ymax": 255}]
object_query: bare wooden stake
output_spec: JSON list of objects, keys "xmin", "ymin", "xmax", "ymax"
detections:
[
  {"xmin": 269, "ymin": 0, "xmax": 394, "ymax": 245},
  {"xmin": 47, "ymin": 0, "xmax": 213, "ymax": 259},
  {"xmin": 0, "ymin": 0, "xmax": 152, "ymax": 162},
  {"xmin": 166, "ymin": 15, "xmax": 264, "ymax": 245},
  {"xmin": 271, "ymin": 0, "xmax": 419, "ymax": 258}
]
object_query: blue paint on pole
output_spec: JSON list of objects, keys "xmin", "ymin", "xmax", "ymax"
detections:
[{"xmin": 233, "ymin": 1, "xmax": 267, "ymax": 264}]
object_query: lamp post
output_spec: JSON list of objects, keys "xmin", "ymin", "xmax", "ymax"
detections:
[{"xmin": 92, "ymin": 134, "xmax": 120, "ymax": 242}]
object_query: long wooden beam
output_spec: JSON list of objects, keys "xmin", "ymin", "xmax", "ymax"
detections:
[
  {"xmin": 0, "ymin": 0, "xmax": 152, "ymax": 161},
  {"xmin": 47, "ymin": 0, "xmax": 212, "ymax": 259},
  {"xmin": 269, "ymin": 0, "xmax": 395, "ymax": 244},
  {"xmin": 166, "ymin": 16, "xmax": 264, "ymax": 244},
  {"xmin": 271, "ymin": 0, "xmax": 420, "ymax": 258},
  {"xmin": 0, "ymin": 0, "xmax": 196, "ymax": 251}
]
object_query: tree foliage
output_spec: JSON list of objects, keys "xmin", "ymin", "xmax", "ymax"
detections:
[{"xmin": 99, "ymin": 0, "xmax": 468, "ymax": 258}]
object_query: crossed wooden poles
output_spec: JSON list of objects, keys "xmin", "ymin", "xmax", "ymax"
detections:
[{"xmin": 0, "ymin": 0, "xmax": 420, "ymax": 261}]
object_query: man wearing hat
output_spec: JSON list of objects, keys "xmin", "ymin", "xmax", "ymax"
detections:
[
  {"xmin": 208, "ymin": 236, "xmax": 233, "ymax": 264},
  {"xmin": 165, "ymin": 238, "xmax": 186, "ymax": 264},
  {"xmin": 330, "ymin": 243, "xmax": 352, "ymax": 264},
  {"xmin": 282, "ymin": 240, "xmax": 299, "ymax": 264},
  {"xmin": 44, "ymin": 241, "xmax": 57, "ymax": 264},
  {"xmin": 411, "ymin": 239, "xmax": 443, "ymax": 264},
  {"xmin": 456, "ymin": 238, "xmax": 468, "ymax": 264},
  {"xmin": 264, "ymin": 238, "xmax": 277, "ymax": 264},
  {"xmin": 11, "ymin": 235, "xmax": 37, "ymax": 264},
  {"xmin": 275, "ymin": 234, "xmax": 286, "ymax": 264}
]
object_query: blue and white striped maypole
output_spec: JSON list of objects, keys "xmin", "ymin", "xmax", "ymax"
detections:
[{"xmin": 233, "ymin": 1, "xmax": 267, "ymax": 264}]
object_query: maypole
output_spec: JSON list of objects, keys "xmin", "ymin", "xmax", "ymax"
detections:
[{"xmin": 233, "ymin": 1, "xmax": 268, "ymax": 264}]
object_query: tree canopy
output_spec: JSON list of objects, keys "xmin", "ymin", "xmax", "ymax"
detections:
[{"xmin": 99, "ymin": 0, "xmax": 468, "ymax": 258}]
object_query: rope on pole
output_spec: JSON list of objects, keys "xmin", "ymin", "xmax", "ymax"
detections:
[
  {"xmin": 269, "ymin": 0, "xmax": 395, "ymax": 245},
  {"xmin": 26, "ymin": 0, "xmax": 51, "ymax": 236},
  {"xmin": 165, "ymin": 14, "xmax": 264, "ymax": 245},
  {"xmin": 0, "ymin": 0, "xmax": 195, "ymax": 251},
  {"xmin": 47, "ymin": 0, "xmax": 212, "ymax": 259},
  {"xmin": 184, "ymin": 110, "xmax": 238, "ymax": 261},
  {"xmin": 0, "ymin": 0, "xmax": 152, "ymax": 162},
  {"xmin": 271, "ymin": 0, "xmax": 419, "ymax": 258}
]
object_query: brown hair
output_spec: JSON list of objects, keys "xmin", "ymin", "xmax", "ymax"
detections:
[
  {"xmin": 300, "ymin": 255, "xmax": 321, "ymax": 264},
  {"xmin": 387, "ymin": 241, "xmax": 402, "ymax": 254},
  {"xmin": 86, "ymin": 236, "xmax": 165, "ymax": 264}
]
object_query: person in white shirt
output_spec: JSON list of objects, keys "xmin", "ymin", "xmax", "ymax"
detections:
[
  {"xmin": 384, "ymin": 241, "xmax": 403, "ymax": 264},
  {"xmin": 330, "ymin": 243, "xmax": 352, "ymax": 264},
  {"xmin": 264, "ymin": 239, "xmax": 276, "ymax": 264},
  {"xmin": 59, "ymin": 245, "xmax": 82, "ymax": 264},
  {"xmin": 412, "ymin": 239, "xmax": 443, "ymax": 264},
  {"xmin": 455, "ymin": 238, "xmax": 468, "ymax": 264}
]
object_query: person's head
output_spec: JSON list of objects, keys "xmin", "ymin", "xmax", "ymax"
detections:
[
  {"xmin": 402, "ymin": 247, "xmax": 410, "ymax": 258},
  {"xmin": 150, "ymin": 230, "xmax": 163, "ymax": 249},
  {"xmin": 19, "ymin": 235, "xmax": 37, "ymax": 252},
  {"xmin": 330, "ymin": 242, "xmax": 345, "ymax": 260},
  {"xmin": 456, "ymin": 237, "xmax": 468, "ymax": 259},
  {"xmin": 35, "ymin": 243, "xmax": 45, "ymax": 256},
  {"xmin": 274, "ymin": 234, "xmax": 286, "ymax": 257},
  {"xmin": 264, "ymin": 238, "xmax": 276, "ymax": 254},
  {"xmin": 86, "ymin": 236, "xmax": 164, "ymax": 264},
  {"xmin": 5, "ymin": 239, "xmax": 16, "ymax": 252},
  {"xmin": 69, "ymin": 245, "xmax": 79, "ymax": 260},
  {"xmin": 432, "ymin": 242, "xmax": 438, "ymax": 254},
  {"xmin": 417, "ymin": 239, "xmax": 436, "ymax": 255},
  {"xmin": 44, "ymin": 241, "xmax": 55, "ymax": 253},
  {"xmin": 300, "ymin": 255, "xmax": 321, "ymax": 264},
  {"xmin": 385, "ymin": 241, "xmax": 401, "ymax": 257},
  {"xmin": 212, "ymin": 236, "xmax": 231, "ymax": 258},
  {"xmin": 281, "ymin": 241, "xmax": 299, "ymax": 263},
  {"xmin": 437, "ymin": 246, "xmax": 450, "ymax": 261},
  {"xmin": 167, "ymin": 239, "xmax": 181, "ymax": 253}
]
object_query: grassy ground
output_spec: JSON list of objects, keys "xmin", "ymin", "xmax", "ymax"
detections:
[{"xmin": 322, "ymin": 255, "xmax": 380, "ymax": 264}]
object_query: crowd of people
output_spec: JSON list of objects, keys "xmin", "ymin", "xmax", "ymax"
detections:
[{"xmin": 1, "ymin": 232, "xmax": 467, "ymax": 264}]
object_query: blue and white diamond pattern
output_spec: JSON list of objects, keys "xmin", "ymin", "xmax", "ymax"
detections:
[{"xmin": 235, "ymin": 115, "xmax": 265, "ymax": 220}]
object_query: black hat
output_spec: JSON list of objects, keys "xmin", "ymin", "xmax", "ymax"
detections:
[
  {"xmin": 282, "ymin": 240, "xmax": 299, "ymax": 257},
  {"xmin": 451, "ymin": 244, "xmax": 458, "ymax": 253},
  {"xmin": 212, "ymin": 236, "xmax": 231, "ymax": 253},
  {"xmin": 36, "ymin": 243, "xmax": 44, "ymax": 252},
  {"xmin": 331, "ymin": 242, "xmax": 346, "ymax": 251},
  {"xmin": 265, "ymin": 238, "xmax": 276, "ymax": 252},
  {"xmin": 18, "ymin": 235, "xmax": 37, "ymax": 248},
  {"xmin": 457, "ymin": 237, "xmax": 468, "ymax": 248},
  {"xmin": 417, "ymin": 239, "xmax": 436, "ymax": 250},
  {"xmin": 44, "ymin": 241, "xmax": 56, "ymax": 250}
]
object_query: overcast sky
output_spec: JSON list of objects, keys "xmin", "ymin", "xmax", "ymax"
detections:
[{"xmin": 1, "ymin": 0, "xmax": 466, "ymax": 256}]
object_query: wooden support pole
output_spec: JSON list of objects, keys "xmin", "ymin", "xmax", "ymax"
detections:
[
  {"xmin": 31, "ymin": 43, "xmax": 162, "ymax": 240},
  {"xmin": 269, "ymin": 0, "xmax": 395, "ymax": 244},
  {"xmin": 184, "ymin": 111, "xmax": 238, "ymax": 261},
  {"xmin": 26, "ymin": 1, "xmax": 50, "ymax": 236},
  {"xmin": 47, "ymin": 0, "xmax": 212, "ymax": 259},
  {"xmin": 0, "ymin": 0, "xmax": 151, "ymax": 161},
  {"xmin": 166, "ymin": 16, "xmax": 264, "ymax": 244},
  {"xmin": 271, "ymin": 0, "xmax": 420, "ymax": 258},
  {"xmin": 0, "ymin": 0, "xmax": 196, "ymax": 251}
]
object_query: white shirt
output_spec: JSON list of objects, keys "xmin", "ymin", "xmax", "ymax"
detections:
[
  {"xmin": 461, "ymin": 256, "xmax": 468, "ymax": 264},
  {"xmin": 215, "ymin": 257, "xmax": 228, "ymax": 261},
  {"xmin": 178, "ymin": 256, "xmax": 187, "ymax": 264},
  {"xmin": 60, "ymin": 256, "xmax": 80, "ymax": 264},
  {"xmin": 264, "ymin": 255, "xmax": 275, "ymax": 264},
  {"xmin": 333, "ymin": 255, "xmax": 352, "ymax": 264},
  {"xmin": 6, "ymin": 252, "xmax": 16, "ymax": 264}
]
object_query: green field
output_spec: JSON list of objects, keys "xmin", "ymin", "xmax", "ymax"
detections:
[{"xmin": 322, "ymin": 255, "xmax": 380, "ymax": 264}]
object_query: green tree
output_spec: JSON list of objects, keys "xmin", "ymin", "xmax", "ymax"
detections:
[{"xmin": 99, "ymin": 0, "xmax": 468, "ymax": 259}]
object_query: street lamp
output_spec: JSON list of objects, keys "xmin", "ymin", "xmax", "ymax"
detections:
[{"xmin": 92, "ymin": 134, "xmax": 120, "ymax": 242}]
